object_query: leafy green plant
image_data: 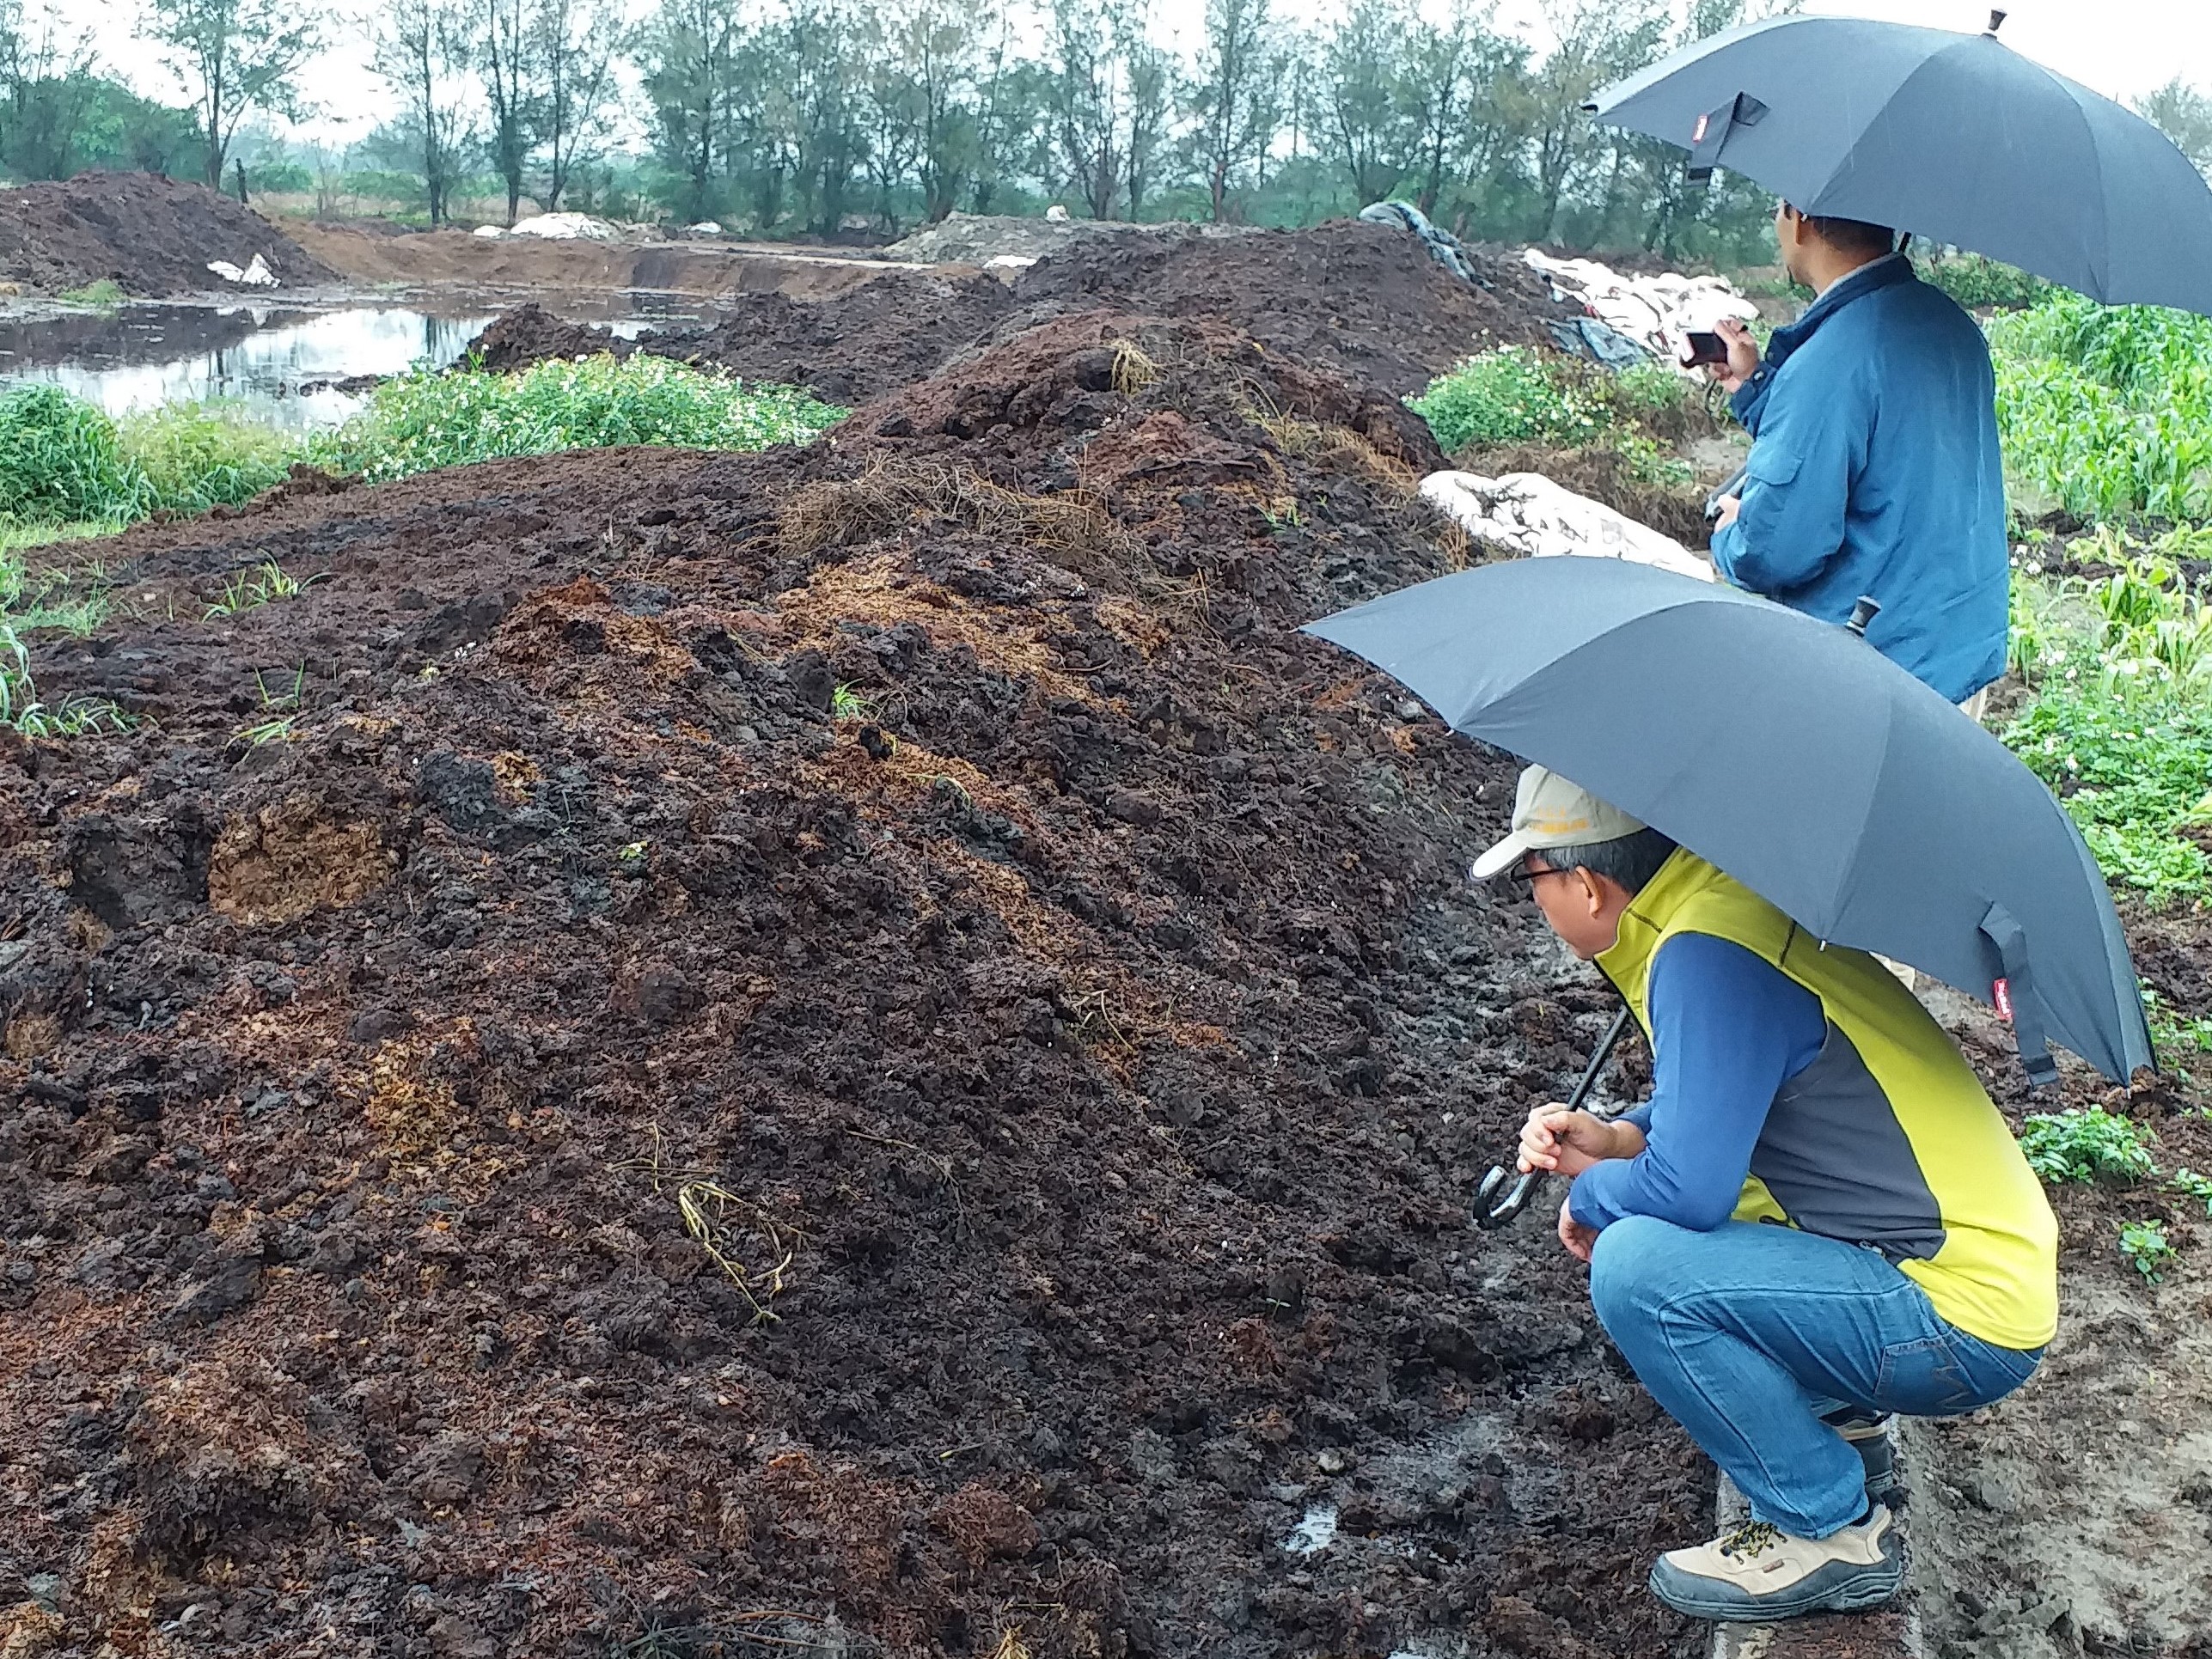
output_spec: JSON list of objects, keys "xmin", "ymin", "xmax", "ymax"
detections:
[
  {"xmin": 2119, "ymin": 1217, "xmax": 2176, "ymax": 1284},
  {"xmin": 1408, "ymin": 346, "xmax": 1695, "ymax": 486},
  {"xmin": 322, "ymin": 352, "xmax": 845, "ymax": 483},
  {"xmin": 2003, "ymin": 666, "xmax": 2212, "ymax": 906},
  {"xmin": 829, "ymin": 682, "xmax": 873, "ymax": 720},
  {"xmin": 1989, "ymin": 291, "xmax": 2212, "ymax": 521},
  {"xmin": 1915, "ymin": 253, "xmax": 2047, "ymax": 311},
  {"xmin": 2019, "ymin": 1107, "xmax": 2157, "ymax": 1184}
]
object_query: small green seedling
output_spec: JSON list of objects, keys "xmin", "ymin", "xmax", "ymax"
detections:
[
  {"xmin": 2119, "ymin": 1217, "xmax": 2177, "ymax": 1284},
  {"xmin": 2019, "ymin": 1107, "xmax": 2156, "ymax": 1185},
  {"xmin": 205, "ymin": 559, "xmax": 322, "ymax": 619},
  {"xmin": 2170, "ymin": 1168, "xmax": 2212, "ymax": 1215},
  {"xmin": 830, "ymin": 683, "xmax": 872, "ymax": 720}
]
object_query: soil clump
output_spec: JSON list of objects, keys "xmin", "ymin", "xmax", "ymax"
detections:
[
  {"xmin": 1, "ymin": 309, "xmax": 1714, "ymax": 1657},
  {"xmin": 0, "ymin": 173, "xmax": 332, "ymax": 296}
]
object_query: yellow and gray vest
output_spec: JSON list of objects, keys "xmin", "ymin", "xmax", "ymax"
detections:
[{"xmin": 1598, "ymin": 849, "xmax": 2059, "ymax": 1351}]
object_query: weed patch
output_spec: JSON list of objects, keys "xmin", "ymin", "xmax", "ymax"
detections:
[{"xmin": 1408, "ymin": 346, "xmax": 1695, "ymax": 488}]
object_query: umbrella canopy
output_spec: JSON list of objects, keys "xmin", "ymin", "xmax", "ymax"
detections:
[
  {"xmin": 1306, "ymin": 558, "xmax": 2154, "ymax": 1085},
  {"xmin": 1589, "ymin": 15, "xmax": 2212, "ymax": 314}
]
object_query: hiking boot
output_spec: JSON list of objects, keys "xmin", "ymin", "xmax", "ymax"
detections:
[
  {"xmin": 1823, "ymin": 1409, "xmax": 1901, "ymax": 1506},
  {"xmin": 1647, "ymin": 1506, "xmax": 1902, "ymax": 1622}
]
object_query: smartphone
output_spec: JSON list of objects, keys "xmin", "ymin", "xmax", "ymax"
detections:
[{"xmin": 1681, "ymin": 331, "xmax": 1729, "ymax": 368}]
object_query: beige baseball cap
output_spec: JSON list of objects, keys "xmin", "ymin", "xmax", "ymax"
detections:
[{"xmin": 1471, "ymin": 765, "xmax": 1647, "ymax": 881}]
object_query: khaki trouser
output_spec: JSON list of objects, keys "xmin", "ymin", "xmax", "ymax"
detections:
[{"xmin": 1883, "ymin": 686, "xmax": 1990, "ymax": 989}]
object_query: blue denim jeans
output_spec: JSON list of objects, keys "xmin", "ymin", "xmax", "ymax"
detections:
[{"xmin": 1589, "ymin": 1215, "xmax": 2044, "ymax": 1538}]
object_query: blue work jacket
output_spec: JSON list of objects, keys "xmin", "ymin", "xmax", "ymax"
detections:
[{"xmin": 1713, "ymin": 255, "xmax": 2009, "ymax": 703}]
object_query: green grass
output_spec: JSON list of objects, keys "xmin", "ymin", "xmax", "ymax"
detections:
[
  {"xmin": 0, "ymin": 383, "xmax": 152, "ymax": 523},
  {"xmin": 2020, "ymin": 1107, "xmax": 2157, "ymax": 1184},
  {"xmin": 58, "ymin": 279, "xmax": 125, "ymax": 308},
  {"xmin": 322, "ymin": 352, "xmax": 846, "ymax": 483},
  {"xmin": 123, "ymin": 402, "xmax": 295, "ymax": 514},
  {"xmin": 1406, "ymin": 345, "xmax": 1695, "ymax": 486},
  {"xmin": 205, "ymin": 559, "xmax": 322, "ymax": 619}
]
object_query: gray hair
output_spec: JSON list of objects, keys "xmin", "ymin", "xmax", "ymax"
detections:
[{"xmin": 1535, "ymin": 827, "xmax": 1680, "ymax": 895}]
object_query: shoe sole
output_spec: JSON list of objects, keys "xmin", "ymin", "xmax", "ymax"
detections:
[{"xmin": 1647, "ymin": 1564, "xmax": 1903, "ymax": 1623}]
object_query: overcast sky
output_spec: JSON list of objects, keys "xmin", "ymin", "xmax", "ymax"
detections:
[{"xmin": 72, "ymin": 0, "xmax": 2212, "ymax": 148}]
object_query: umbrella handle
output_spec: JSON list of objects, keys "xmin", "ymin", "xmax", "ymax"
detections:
[{"xmin": 1473, "ymin": 1004, "xmax": 1636, "ymax": 1230}]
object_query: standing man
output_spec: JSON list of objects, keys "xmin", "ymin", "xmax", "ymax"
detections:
[
  {"xmin": 1480, "ymin": 765, "xmax": 2055, "ymax": 1622},
  {"xmin": 1710, "ymin": 203, "xmax": 2009, "ymax": 709}
]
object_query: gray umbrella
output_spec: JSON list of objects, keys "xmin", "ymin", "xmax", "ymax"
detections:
[
  {"xmin": 1306, "ymin": 557, "xmax": 2154, "ymax": 1085},
  {"xmin": 1589, "ymin": 14, "xmax": 2212, "ymax": 313}
]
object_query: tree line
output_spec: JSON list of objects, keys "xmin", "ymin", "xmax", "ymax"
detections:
[{"xmin": 3, "ymin": 0, "xmax": 2210, "ymax": 268}]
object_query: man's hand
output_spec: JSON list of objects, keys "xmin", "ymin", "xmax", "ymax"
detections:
[
  {"xmin": 1711, "ymin": 317, "xmax": 1761, "ymax": 394},
  {"xmin": 1518, "ymin": 1106, "xmax": 1635, "ymax": 1180},
  {"xmin": 1558, "ymin": 1195, "xmax": 1599, "ymax": 1264},
  {"xmin": 1712, "ymin": 493, "xmax": 1742, "ymax": 532}
]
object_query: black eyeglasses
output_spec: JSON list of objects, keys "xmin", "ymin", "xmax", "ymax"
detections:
[{"xmin": 1499, "ymin": 863, "xmax": 1572, "ymax": 893}]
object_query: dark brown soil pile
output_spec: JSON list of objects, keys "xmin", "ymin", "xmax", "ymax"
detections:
[
  {"xmin": 465, "ymin": 302, "xmax": 637, "ymax": 371},
  {"xmin": 0, "ymin": 172, "xmax": 333, "ymax": 296},
  {"xmin": 1, "ymin": 312, "xmax": 1712, "ymax": 1658},
  {"xmin": 1008, "ymin": 219, "xmax": 1575, "ymax": 397},
  {"xmin": 459, "ymin": 220, "xmax": 1567, "ymax": 406},
  {"xmin": 655, "ymin": 273, "xmax": 1015, "ymax": 404}
]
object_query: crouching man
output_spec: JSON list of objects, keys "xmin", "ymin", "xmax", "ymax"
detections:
[{"xmin": 1476, "ymin": 766, "xmax": 2056, "ymax": 1622}]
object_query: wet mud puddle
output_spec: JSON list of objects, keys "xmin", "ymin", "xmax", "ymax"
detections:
[{"xmin": 0, "ymin": 298, "xmax": 696, "ymax": 428}]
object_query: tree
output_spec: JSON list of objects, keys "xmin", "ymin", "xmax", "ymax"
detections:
[
  {"xmin": 1046, "ymin": 0, "xmax": 1126, "ymax": 218},
  {"xmin": 137, "ymin": 0, "xmax": 320, "ymax": 189},
  {"xmin": 474, "ymin": 0, "xmax": 535, "ymax": 225},
  {"xmin": 2141, "ymin": 76, "xmax": 2212, "ymax": 176},
  {"xmin": 640, "ymin": 0, "xmax": 739, "ymax": 223},
  {"xmin": 0, "ymin": 2, "xmax": 103, "ymax": 180},
  {"xmin": 1522, "ymin": 0, "xmax": 1665, "ymax": 241},
  {"xmin": 1187, "ymin": 0, "xmax": 1282, "ymax": 221},
  {"xmin": 1321, "ymin": 0, "xmax": 1412, "ymax": 205},
  {"xmin": 1121, "ymin": 11, "xmax": 1174, "ymax": 218},
  {"xmin": 374, "ymin": 0, "xmax": 474, "ymax": 227},
  {"xmin": 535, "ymin": 0, "xmax": 624, "ymax": 211}
]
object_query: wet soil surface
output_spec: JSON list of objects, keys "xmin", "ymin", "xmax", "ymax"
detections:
[
  {"xmin": 1, "ymin": 313, "xmax": 1714, "ymax": 1657},
  {"xmin": 461, "ymin": 220, "xmax": 1573, "ymax": 406},
  {"xmin": 1906, "ymin": 966, "xmax": 2212, "ymax": 1659},
  {"xmin": 0, "ymin": 174, "xmax": 331, "ymax": 297}
]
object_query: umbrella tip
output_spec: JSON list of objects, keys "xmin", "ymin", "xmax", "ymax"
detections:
[
  {"xmin": 1845, "ymin": 595, "xmax": 1882, "ymax": 637},
  {"xmin": 1986, "ymin": 7, "xmax": 2007, "ymax": 32}
]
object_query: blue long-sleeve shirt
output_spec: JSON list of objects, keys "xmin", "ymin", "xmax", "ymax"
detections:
[
  {"xmin": 1711, "ymin": 254, "xmax": 2009, "ymax": 704},
  {"xmin": 1569, "ymin": 932, "xmax": 1828, "ymax": 1232}
]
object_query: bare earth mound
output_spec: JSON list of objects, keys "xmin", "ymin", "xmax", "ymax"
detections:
[
  {"xmin": 2, "ymin": 311, "xmax": 1714, "ymax": 1658},
  {"xmin": 0, "ymin": 173, "xmax": 332, "ymax": 296}
]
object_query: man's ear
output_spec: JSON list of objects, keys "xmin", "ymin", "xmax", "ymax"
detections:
[{"xmin": 1577, "ymin": 869, "xmax": 1607, "ymax": 918}]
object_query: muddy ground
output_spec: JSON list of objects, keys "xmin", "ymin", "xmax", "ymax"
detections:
[
  {"xmin": 2, "ymin": 304, "xmax": 1720, "ymax": 1658},
  {"xmin": 6, "ymin": 211, "xmax": 2212, "ymax": 1659},
  {"xmin": 461, "ymin": 220, "xmax": 1576, "ymax": 407},
  {"xmin": 0, "ymin": 174, "xmax": 331, "ymax": 297}
]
